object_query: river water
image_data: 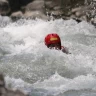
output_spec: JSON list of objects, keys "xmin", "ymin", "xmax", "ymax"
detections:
[{"xmin": 0, "ymin": 16, "xmax": 96, "ymax": 96}]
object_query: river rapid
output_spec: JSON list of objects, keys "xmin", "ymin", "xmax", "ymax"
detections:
[{"xmin": 0, "ymin": 16, "xmax": 96, "ymax": 96}]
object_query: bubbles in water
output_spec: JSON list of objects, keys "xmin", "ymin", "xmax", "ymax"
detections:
[{"xmin": 0, "ymin": 18, "xmax": 96, "ymax": 96}]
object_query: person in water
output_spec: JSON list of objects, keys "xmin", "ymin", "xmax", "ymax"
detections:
[{"xmin": 44, "ymin": 33, "xmax": 70, "ymax": 54}]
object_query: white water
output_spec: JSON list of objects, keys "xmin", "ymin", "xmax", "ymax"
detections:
[{"xmin": 0, "ymin": 16, "xmax": 96, "ymax": 96}]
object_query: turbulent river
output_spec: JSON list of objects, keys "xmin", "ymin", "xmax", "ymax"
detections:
[{"xmin": 0, "ymin": 16, "xmax": 96, "ymax": 96}]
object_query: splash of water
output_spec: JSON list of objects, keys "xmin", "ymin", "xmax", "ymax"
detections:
[{"xmin": 0, "ymin": 17, "xmax": 96, "ymax": 96}]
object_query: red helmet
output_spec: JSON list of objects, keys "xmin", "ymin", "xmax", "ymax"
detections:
[{"xmin": 44, "ymin": 33, "xmax": 61, "ymax": 46}]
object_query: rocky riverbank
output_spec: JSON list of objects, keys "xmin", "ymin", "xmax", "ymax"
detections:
[{"xmin": 0, "ymin": 0, "xmax": 96, "ymax": 25}]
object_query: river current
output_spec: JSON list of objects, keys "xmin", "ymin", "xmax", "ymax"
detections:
[{"xmin": 0, "ymin": 16, "xmax": 96, "ymax": 96}]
